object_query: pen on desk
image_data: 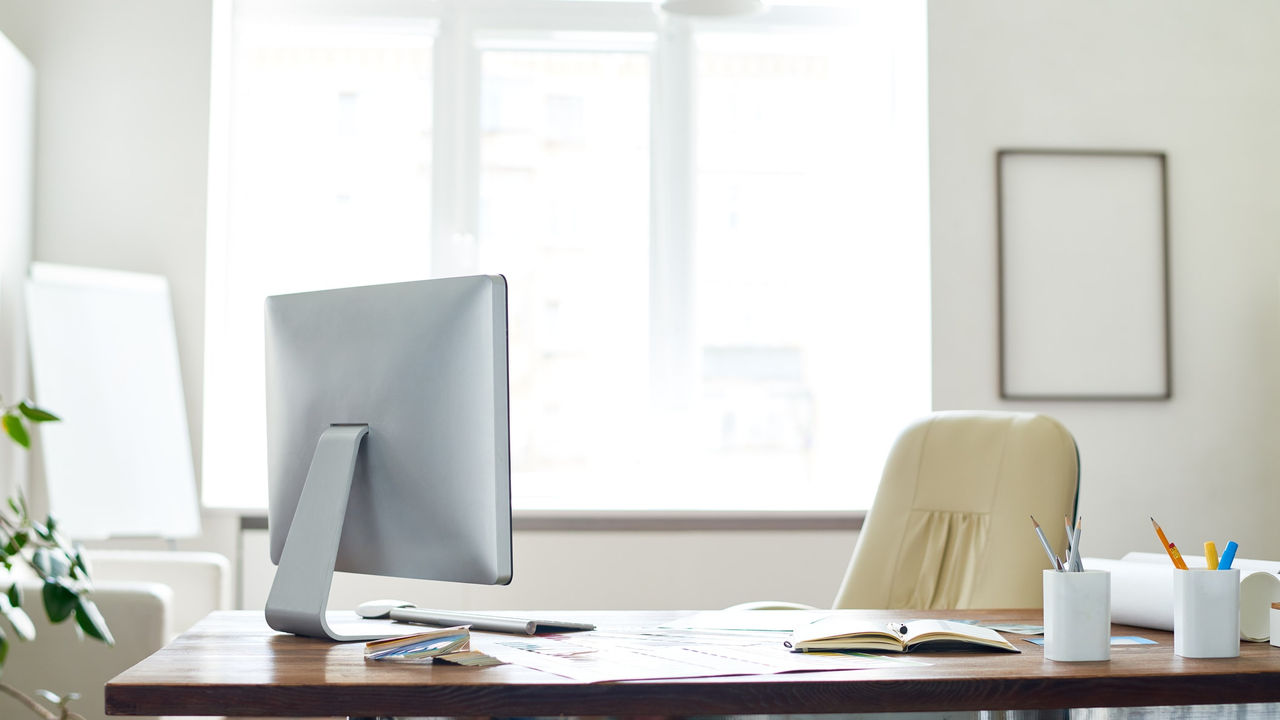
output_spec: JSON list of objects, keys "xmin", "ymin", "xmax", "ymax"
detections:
[
  {"xmin": 1031, "ymin": 515, "xmax": 1063, "ymax": 571},
  {"xmin": 1150, "ymin": 517, "xmax": 1188, "ymax": 570},
  {"xmin": 1067, "ymin": 516, "xmax": 1083, "ymax": 572},
  {"xmin": 1204, "ymin": 541, "xmax": 1219, "ymax": 571},
  {"xmin": 1218, "ymin": 541, "xmax": 1238, "ymax": 570}
]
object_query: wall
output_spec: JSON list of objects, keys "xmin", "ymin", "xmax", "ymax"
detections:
[
  {"xmin": 930, "ymin": 0, "xmax": 1280, "ymax": 559},
  {"xmin": 241, "ymin": 528, "xmax": 859, "ymax": 611},
  {"xmin": 0, "ymin": 0, "xmax": 212, "ymax": 495}
]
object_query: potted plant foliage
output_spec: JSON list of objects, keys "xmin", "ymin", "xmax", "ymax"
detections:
[{"xmin": 0, "ymin": 397, "xmax": 112, "ymax": 720}]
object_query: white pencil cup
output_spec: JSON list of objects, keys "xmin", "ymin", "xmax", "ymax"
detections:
[
  {"xmin": 1271, "ymin": 603, "xmax": 1280, "ymax": 648},
  {"xmin": 1173, "ymin": 569, "xmax": 1240, "ymax": 658},
  {"xmin": 1043, "ymin": 570, "xmax": 1111, "ymax": 662}
]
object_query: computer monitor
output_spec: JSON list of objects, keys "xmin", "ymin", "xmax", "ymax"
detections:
[{"xmin": 263, "ymin": 275, "xmax": 511, "ymax": 641}]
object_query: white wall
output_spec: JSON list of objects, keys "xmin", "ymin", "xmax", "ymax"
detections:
[
  {"xmin": 0, "ymin": 0, "xmax": 212, "ymax": 493},
  {"xmin": 930, "ymin": 0, "xmax": 1280, "ymax": 560},
  {"xmin": 242, "ymin": 528, "xmax": 858, "ymax": 611}
]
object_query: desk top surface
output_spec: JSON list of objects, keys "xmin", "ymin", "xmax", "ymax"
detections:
[{"xmin": 107, "ymin": 609, "xmax": 1280, "ymax": 717}]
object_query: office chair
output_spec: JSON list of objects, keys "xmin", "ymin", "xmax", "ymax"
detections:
[{"xmin": 833, "ymin": 410, "xmax": 1080, "ymax": 609}]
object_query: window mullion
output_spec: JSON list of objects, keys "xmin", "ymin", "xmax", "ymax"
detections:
[
  {"xmin": 649, "ymin": 17, "xmax": 696, "ymax": 413},
  {"xmin": 431, "ymin": 1, "xmax": 481, "ymax": 277}
]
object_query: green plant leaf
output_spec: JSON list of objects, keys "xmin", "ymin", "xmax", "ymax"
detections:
[
  {"xmin": 1, "ymin": 413, "xmax": 29, "ymax": 448},
  {"xmin": 0, "ymin": 625, "xmax": 9, "ymax": 670},
  {"xmin": 46, "ymin": 550, "xmax": 71, "ymax": 579},
  {"xmin": 0, "ymin": 592, "xmax": 36, "ymax": 641},
  {"xmin": 7, "ymin": 582, "xmax": 20, "ymax": 608},
  {"xmin": 17, "ymin": 402, "xmax": 59, "ymax": 423},
  {"xmin": 29, "ymin": 547, "xmax": 70, "ymax": 578},
  {"xmin": 1, "ymin": 530, "xmax": 27, "ymax": 557},
  {"xmin": 31, "ymin": 548, "xmax": 51, "ymax": 577},
  {"xmin": 74, "ymin": 597, "xmax": 113, "ymax": 646},
  {"xmin": 70, "ymin": 549, "xmax": 89, "ymax": 578},
  {"xmin": 41, "ymin": 579, "xmax": 77, "ymax": 623}
]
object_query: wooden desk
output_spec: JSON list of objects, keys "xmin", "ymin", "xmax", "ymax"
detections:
[{"xmin": 106, "ymin": 609, "xmax": 1280, "ymax": 717}]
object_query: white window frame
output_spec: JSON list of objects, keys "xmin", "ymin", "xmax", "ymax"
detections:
[{"xmin": 204, "ymin": 0, "xmax": 928, "ymax": 517}]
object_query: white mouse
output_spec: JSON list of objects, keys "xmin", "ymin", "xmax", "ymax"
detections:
[{"xmin": 355, "ymin": 599, "xmax": 414, "ymax": 619}]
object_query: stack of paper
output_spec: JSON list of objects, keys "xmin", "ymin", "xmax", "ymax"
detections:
[
  {"xmin": 435, "ymin": 650, "xmax": 505, "ymax": 667},
  {"xmin": 364, "ymin": 626, "xmax": 470, "ymax": 661}
]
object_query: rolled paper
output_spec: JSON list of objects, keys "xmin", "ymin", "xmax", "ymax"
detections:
[{"xmin": 1082, "ymin": 553, "xmax": 1280, "ymax": 642}]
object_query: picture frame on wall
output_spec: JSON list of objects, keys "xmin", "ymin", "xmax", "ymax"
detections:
[{"xmin": 996, "ymin": 149, "xmax": 1170, "ymax": 400}]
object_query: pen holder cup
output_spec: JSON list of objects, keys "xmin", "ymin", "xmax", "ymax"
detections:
[
  {"xmin": 1043, "ymin": 569, "xmax": 1110, "ymax": 662},
  {"xmin": 1271, "ymin": 603, "xmax": 1280, "ymax": 649},
  {"xmin": 1174, "ymin": 569, "xmax": 1240, "ymax": 658}
]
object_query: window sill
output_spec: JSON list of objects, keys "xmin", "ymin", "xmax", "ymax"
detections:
[
  {"xmin": 233, "ymin": 509, "xmax": 864, "ymax": 533},
  {"xmin": 512, "ymin": 510, "xmax": 865, "ymax": 531}
]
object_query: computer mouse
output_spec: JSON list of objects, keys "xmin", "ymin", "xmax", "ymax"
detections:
[{"xmin": 355, "ymin": 599, "xmax": 414, "ymax": 619}]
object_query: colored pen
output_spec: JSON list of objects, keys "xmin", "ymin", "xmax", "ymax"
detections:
[
  {"xmin": 1031, "ymin": 515, "xmax": 1063, "ymax": 571},
  {"xmin": 1150, "ymin": 517, "xmax": 1188, "ymax": 570},
  {"xmin": 1204, "ymin": 541, "xmax": 1219, "ymax": 571},
  {"xmin": 1067, "ymin": 516, "xmax": 1083, "ymax": 572},
  {"xmin": 1218, "ymin": 541, "xmax": 1238, "ymax": 570}
]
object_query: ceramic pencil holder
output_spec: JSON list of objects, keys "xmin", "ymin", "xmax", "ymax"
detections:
[
  {"xmin": 1173, "ymin": 569, "xmax": 1240, "ymax": 658},
  {"xmin": 1270, "ymin": 602, "xmax": 1280, "ymax": 649},
  {"xmin": 1043, "ymin": 569, "xmax": 1110, "ymax": 662}
]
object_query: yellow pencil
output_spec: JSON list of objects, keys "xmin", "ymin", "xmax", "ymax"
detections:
[
  {"xmin": 1151, "ymin": 517, "xmax": 1188, "ymax": 570},
  {"xmin": 1204, "ymin": 541, "xmax": 1219, "ymax": 571}
]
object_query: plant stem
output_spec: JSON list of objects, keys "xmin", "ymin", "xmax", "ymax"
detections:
[{"xmin": 0, "ymin": 682, "xmax": 58, "ymax": 720}]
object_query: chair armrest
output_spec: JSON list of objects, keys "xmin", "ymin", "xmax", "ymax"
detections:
[
  {"xmin": 84, "ymin": 550, "xmax": 231, "ymax": 637},
  {"xmin": 722, "ymin": 600, "xmax": 818, "ymax": 611},
  {"xmin": 1, "ymin": 580, "xmax": 170, "ymax": 720}
]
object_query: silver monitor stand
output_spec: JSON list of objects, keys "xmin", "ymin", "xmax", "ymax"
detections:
[{"xmin": 264, "ymin": 424, "xmax": 381, "ymax": 641}]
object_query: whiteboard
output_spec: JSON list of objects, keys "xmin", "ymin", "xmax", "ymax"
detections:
[
  {"xmin": 998, "ymin": 150, "xmax": 1170, "ymax": 400},
  {"xmin": 0, "ymin": 31, "xmax": 34, "ymax": 498},
  {"xmin": 26, "ymin": 263, "xmax": 200, "ymax": 539}
]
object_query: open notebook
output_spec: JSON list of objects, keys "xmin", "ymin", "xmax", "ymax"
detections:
[{"xmin": 785, "ymin": 618, "xmax": 1019, "ymax": 653}]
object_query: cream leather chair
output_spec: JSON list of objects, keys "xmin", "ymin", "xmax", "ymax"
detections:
[{"xmin": 833, "ymin": 410, "xmax": 1079, "ymax": 610}]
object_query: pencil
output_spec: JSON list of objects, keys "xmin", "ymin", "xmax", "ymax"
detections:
[
  {"xmin": 1031, "ymin": 515, "xmax": 1064, "ymax": 571},
  {"xmin": 1067, "ymin": 516, "xmax": 1083, "ymax": 572},
  {"xmin": 1150, "ymin": 516, "xmax": 1188, "ymax": 570}
]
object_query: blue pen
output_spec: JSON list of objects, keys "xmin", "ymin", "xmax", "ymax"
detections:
[{"xmin": 1217, "ymin": 541, "xmax": 1238, "ymax": 570}]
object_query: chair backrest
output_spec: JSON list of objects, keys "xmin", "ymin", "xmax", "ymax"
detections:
[{"xmin": 832, "ymin": 411, "xmax": 1079, "ymax": 610}]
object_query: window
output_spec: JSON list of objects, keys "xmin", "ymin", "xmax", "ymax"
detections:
[{"xmin": 204, "ymin": 0, "xmax": 929, "ymax": 513}]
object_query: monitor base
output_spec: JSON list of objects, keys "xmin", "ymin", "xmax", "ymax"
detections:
[{"xmin": 264, "ymin": 424, "xmax": 378, "ymax": 642}]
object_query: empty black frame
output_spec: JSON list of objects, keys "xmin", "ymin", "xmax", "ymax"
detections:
[{"xmin": 996, "ymin": 149, "xmax": 1171, "ymax": 401}]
